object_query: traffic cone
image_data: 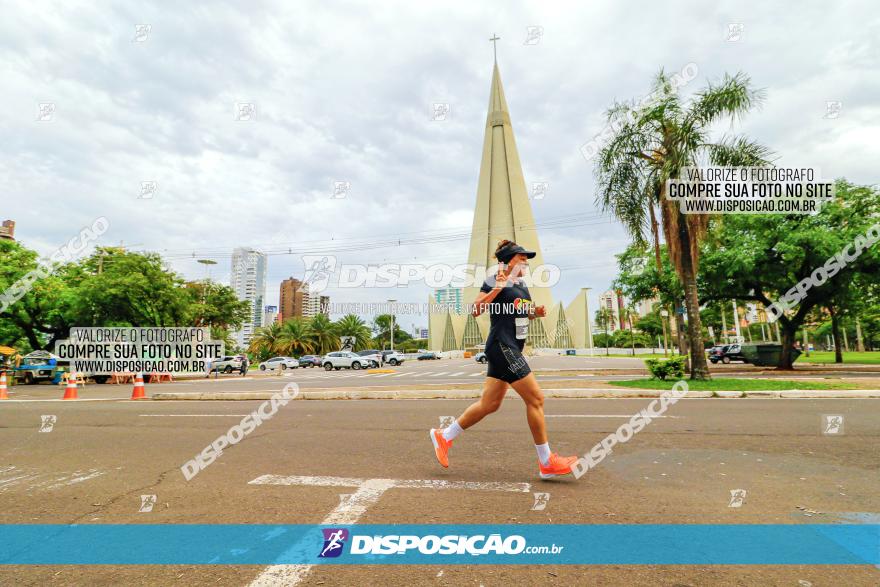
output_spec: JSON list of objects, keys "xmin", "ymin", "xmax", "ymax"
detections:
[
  {"xmin": 62, "ymin": 372, "xmax": 79, "ymax": 400},
  {"xmin": 131, "ymin": 372, "xmax": 146, "ymax": 400},
  {"xmin": 0, "ymin": 372, "xmax": 9, "ymax": 400}
]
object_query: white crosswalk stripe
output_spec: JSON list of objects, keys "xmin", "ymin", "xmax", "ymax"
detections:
[{"xmin": 429, "ymin": 372, "xmax": 448, "ymax": 377}]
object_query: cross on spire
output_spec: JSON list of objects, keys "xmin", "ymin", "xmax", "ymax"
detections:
[{"xmin": 489, "ymin": 33, "xmax": 500, "ymax": 62}]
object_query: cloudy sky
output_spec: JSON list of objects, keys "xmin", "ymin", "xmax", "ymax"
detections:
[{"xmin": 3, "ymin": 1, "xmax": 878, "ymax": 333}]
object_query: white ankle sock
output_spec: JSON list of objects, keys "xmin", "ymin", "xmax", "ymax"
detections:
[
  {"xmin": 442, "ymin": 420, "xmax": 464, "ymax": 442},
  {"xmin": 536, "ymin": 442, "xmax": 551, "ymax": 465}
]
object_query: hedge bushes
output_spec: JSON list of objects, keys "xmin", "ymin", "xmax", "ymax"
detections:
[{"xmin": 644, "ymin": 355, "xmax": 686, "ymax": 380}]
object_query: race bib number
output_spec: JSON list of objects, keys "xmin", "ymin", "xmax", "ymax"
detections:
[{"xmin": 515, "ymin": 317, "xmax": 529, "ymax": 340}]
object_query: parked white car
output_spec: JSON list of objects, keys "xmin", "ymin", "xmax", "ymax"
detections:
[
  {"xmin": 322, "ymin": 351, "xmax": 373, "ymax": 371},
  {"xmin": 258, "ymin": 356, "xmax": 299, "ymax": 371},
  {"xmin": 381, "ymin": 350, "xmax": 406, "ymax": 366}
]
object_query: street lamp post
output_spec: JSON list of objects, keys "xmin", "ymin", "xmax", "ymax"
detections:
[
  {"xmin": 660, "ymin": 309, "xmax": 669, "ymax": 357},
  {"xmin": 197, "ymin": 259, "xmax": 217, "ymax": 281},
  {"xmin": 388, "ymin": 299, "xmax": 397, "ymax": 351}
]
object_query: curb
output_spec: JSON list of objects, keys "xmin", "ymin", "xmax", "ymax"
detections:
[
  {"xmin": 151, "ymin": 389, "xmax": 717, "ymax": 401},
  {"xmin": 715, "ymin": 391, "xmax": 745, "ymax": 398}
]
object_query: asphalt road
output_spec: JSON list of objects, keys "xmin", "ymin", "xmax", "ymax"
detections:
[{"xmin": 1, "ymin": 395, "xmax": 878, "ymax": 586}]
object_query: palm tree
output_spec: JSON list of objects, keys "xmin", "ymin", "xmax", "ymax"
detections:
[
  {"xmin": 596, "ymin": 70, "xmax": 772, "ymax": 379},
  {"xmin": 248, "ymin": 322, "xmax": 285, "ymax": 360},
  {"xmin": 308, "ymin": 314, "xmax": 339, "ymax": 355},
  {"xmin": 333, "ymin": 314, "xmax": 372, "ymax": 350},
  {"xmin": 620, "ymin": 304, "xmax": 638, "ymax": 356},
  {"xmin": 278, "ymin": 318, "xmax": 316, "ymax": 357},
  {"xmin": 595, "ymin": 307, "xmax": 614, "ymax": 357}
]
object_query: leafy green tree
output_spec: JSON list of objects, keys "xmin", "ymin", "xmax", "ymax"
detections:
[
  {"xmin": 372, "ymin": 314, "xmax": 411, "ymax": 349},
  {"xmin": 249, "ymin": 321, "xmax": 286, "ymax": 361},
  {"xmin": 333, "ymin": 314, "xmax": 372, "ymax": 350},
  {"xmin": 594, "ymin": 307, "xmax": 614, "ymax": 356},
  {"xmin": 68, "ymin": 247, "xmax": 191, "ymax": 328},
  {"xmin": 596, "ymin": 70, "xmax": 771, "ymax": 379},
  {"xmin": 279, "ymin": 318, "xmax": 317, "ymax": 357},
  {"xmin": 635, "ymin": 310, "xmax": 664, "ymax": 340},
  {"xmin": 308, "ymin": 314, "xmax": 339, "ymax": 355},
  {"xmin": 186, "ymin": 280, "xmax": 250, "ymax": 330},
  {"xmin": 697, "ymin": 180, "xmax": 880, "ymax": 368},
  {"xmin": 0, "ymin": 240, "xmax": 72, "ymax": 349},
  {"xmin": 0, "ymin": 243, "xmax": 258, "ymax": 352}
]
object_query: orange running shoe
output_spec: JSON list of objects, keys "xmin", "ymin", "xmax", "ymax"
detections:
[
  {"xmin": 538, "ymin": 453, "xmax": 578, "ymax": 479},
  {"xmin": 429, "ymin": 428, "xmax": 452, "ymax": 468}
]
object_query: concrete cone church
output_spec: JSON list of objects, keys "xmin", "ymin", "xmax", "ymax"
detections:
[{"xmin": 428, "ymin": 58, "xmax": 593, "ymax": 353}]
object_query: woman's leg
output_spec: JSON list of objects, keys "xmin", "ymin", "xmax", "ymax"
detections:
[
  {"xmin": 455, "ymin": 376, "xmax": 509, "ymax": 429},
  {"xmin": 509, "ymin": 373, "xmax": 547, "ymax": 444}
]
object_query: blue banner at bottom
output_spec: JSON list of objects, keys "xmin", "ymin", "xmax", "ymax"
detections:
[{"xmin": 0, "ymin": 524, "xmax": 877, "ymax": 565}]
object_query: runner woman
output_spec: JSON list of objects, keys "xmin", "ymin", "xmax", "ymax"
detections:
[{"xmin": 430, "ymin": 240, "xmax": 578, "ymax": 479}]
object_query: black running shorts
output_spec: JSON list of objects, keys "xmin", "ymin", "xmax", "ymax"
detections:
[{"xmin": 485, "ymin": 341, "xmax": 531, "ymax": 383}]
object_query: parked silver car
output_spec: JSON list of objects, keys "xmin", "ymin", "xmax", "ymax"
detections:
[
  {"xmin": 258, "ymin": 356, "xmax": 299, "ymax": 371},
  {"xmin": 208, "ymin": 355, "xmax": 242, "ymax": 374}
]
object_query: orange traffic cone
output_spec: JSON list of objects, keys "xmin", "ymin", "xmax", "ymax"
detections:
[
  {"xmin": 131, "ymin": 372, "xmax": 146, "ymax": 400},
  {"xmin": 62, "ymin": 371, "xmax": 79, "ymax": 400},
  {"xmin": 0, "ymin": 372, "xmax": 9, "ymax": 399}
]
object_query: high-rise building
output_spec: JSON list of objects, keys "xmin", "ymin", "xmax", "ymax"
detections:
[
  {"xmin": 230, "ymin": 248, "xmax": 267, "ymax": 347},
  {"xmin": 598, "ymin": 290, "xmax": 621, "ymax": 332},
  {"xmin": 263, "ymin": 305, "xmax": 279, "ymax": 327},
  {"xmin": 303, "ymin": 291, "xmax": 330, "ymax": 318},
  {"xmin": 0, "ymin": 220, "xmax": 15, "ymax": 241},
  {"xmin": 434, "ymin": 287, "xmax": 463, "ymax": 314},
  {"xmin": 636, "ymin": 297, "xmax": 657, "ymax": 318},
  {"xmin": 279, "ymin": 278, "xmax": 309, "ymax": 321}
]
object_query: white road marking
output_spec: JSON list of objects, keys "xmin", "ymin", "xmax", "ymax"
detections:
[
  {"xmin": 448, "ymin": 372, "xmax": 466, "ymax": 377},
  {"xmin": 247, "ymin": 474, "xmax": 529, "ymax": 586},
  {"xmin": 470, "ymin": 372, "xmax": 484, "ymax": 377},
  {"xmin": 0, "ymin": 466, "xmax": 106, "ymax": 493},
  {"xmin": 546, "ymin": 414, "xmax": 680, "ymax": 418},
  {"xmin": 138, "ymin": 414, "xmax": 249, "ymax": 417},
  {"xmin": 250, "ymin": 475, "xmax": 531, "ymax": 493},
  {"xmin": 429, "ymin": 372, "xmax": 448, "ymax": 377},
  {"xmin": 45, "ymin": 470, "xmax": 105, "ymax": 489}
]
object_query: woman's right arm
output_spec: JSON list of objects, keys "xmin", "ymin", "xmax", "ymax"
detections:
[
  {"xmin": 472, "ymin": 270, "xmax": 508, "ymax": 317},
  {"xmin": 472, "ymin": 286, "xmax": 501, "ymax": 317}
]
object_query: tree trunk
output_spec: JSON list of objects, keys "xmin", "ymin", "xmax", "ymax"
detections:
[
  {"xmin": 855, "ymin": 317, "xmax": 865, "ymax": 352},
  {"xmin": 721, "ymin": 306, "xmax": 727, "ymax": 342},
  {"xmin": 675, "ymin": 219, "xmax": 710, "ymax": 380},
  {"xmin": 777, "ymin": 322, "xmax": 796, "ymax": 370},
  {"xmin": 829, "ymin": 305, "xmax": 843, "ymax": 364},
  {"xmin": 675, "ymin": 310, "xmax": 688, "ymax": 355}
]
